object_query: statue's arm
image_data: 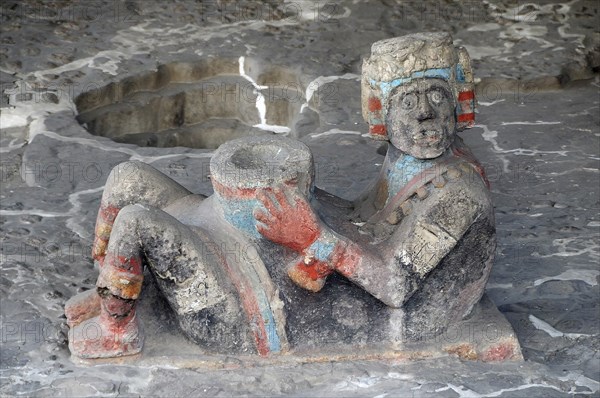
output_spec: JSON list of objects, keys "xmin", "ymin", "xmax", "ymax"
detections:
[
  {"xmin": 252, "ymin": 185, "xmax": 413, "ymax": 307},
  {"xmin": 329, "ymin": 185, "xmax": 483, "ymax": 307},
  {"xmin": 253, "ymin": 182, "xmax": 484, "ymax": 308},
  {"xmin": 383, "ymin": 183, "xmax": 486, "ymax": 287},
  {"xmin": 306, "ymin": 231, "xmax": 415, "ymax": 308}
]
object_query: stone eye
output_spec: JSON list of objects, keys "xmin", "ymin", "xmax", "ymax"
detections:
[
  {"xmin": 401, "ymin": 93, "xmax": 417, "ymax": 110},
  {"xmin": 428, "ymin": 90, "xmax": 444, "ymax": 105}
]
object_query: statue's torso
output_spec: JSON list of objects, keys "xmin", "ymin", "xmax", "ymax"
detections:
[{"xmin": 155, "ymin": 145, "xmax": 495, "ymax": 353}]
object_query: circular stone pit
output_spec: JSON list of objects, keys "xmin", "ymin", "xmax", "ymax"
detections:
[{"xmin": 75, "ymin": 58, "xmax": 317, "ymax": 149}]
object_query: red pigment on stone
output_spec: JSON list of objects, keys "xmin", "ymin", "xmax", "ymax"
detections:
[
  {"xmin": 370, "ymin": 124, "xmax": 387, "ymax": 136},
  {"xmin": 256, "ymin": 189, "xmax": 321, "ymax": 253},
  {"xmin": 295, "ymin": 258, "xmax": 333, "ymax": 281},
  {"xmin": 101, "ymin": 293, "xmax": 135, "ymax": 317},
  {"xmin": 211, "ymin": 179, "xmax": 258, "ymax": 200},
  {"xmin": 99, "ymin": 203, "xmax": 120, "ymax": 223},
  {"xmin": 332, "ymin": 241, "xmax": 361, "ymax": 278},
  {"xmin": 458, "ymin": 113, "xmax": 475, "ymax": 123},
  {"xmin": 458, "ymin": 90, "xmax": 474, "ymax": 101},
  {"xmin": 105, "ymin": 253, "xmax": 143, "ymax": 274},
  {"xmin": 194, "ymin": 229, "xmax": 273, "ymax": 357},
  {"xmin": 368, "ymin": 97, "xmax": 383, "ymax": 111},
  {"xmin": 481, "ymin": 342, "xmax": 516, "ymax": 361}
]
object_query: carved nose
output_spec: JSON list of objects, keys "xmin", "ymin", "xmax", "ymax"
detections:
[{"xmin": 415, "ymin": 96, "xmax": 435, "ymax": 121}]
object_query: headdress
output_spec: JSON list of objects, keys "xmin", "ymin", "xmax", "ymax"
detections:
[{"xmin": 361, "ymin": 32, "xmax": 475, "ymax": 140}]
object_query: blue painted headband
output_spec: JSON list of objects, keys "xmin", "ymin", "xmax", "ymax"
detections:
[{"xmin": 370, "ymin": 65, "xmax": 466, "ymax": 97}]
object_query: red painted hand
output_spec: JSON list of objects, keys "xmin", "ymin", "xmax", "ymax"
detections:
[{"xmin": 254, "ymin": 187, "xmax": 321, "ymax": 253}]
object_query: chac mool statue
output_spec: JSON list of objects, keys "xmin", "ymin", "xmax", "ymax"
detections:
[{"xmin": 66, "ymin": 33, "xmax": 512, "ymax": 360}]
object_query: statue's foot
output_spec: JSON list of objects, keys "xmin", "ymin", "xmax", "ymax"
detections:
[
  {"xmin": 68, "ymin": 314, "xmax": 143, "ymax": 359},
  {"xmin": 65, "ymin": 289, "xmax": 101, "ymax": 327}
]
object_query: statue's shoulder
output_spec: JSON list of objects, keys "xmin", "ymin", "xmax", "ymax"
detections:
[{"xmin": 448, "ymin": 137, "xmax": 491, "ymax": 190}]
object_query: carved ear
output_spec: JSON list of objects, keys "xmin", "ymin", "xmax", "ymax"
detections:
[
  {"xmin": 366, "ymin": 94, "xmax": 387, "ymax": 139},
  {"xmin": 361, "ymin": 60, "xmax": 388, "ymax": 141},
  {"xmin": 456, "ymin": 47, "xmax": 475, "ymax": 131},
  {"xmin": 361, "ymin": 61, "xmax": 371, "ymax": 121}
]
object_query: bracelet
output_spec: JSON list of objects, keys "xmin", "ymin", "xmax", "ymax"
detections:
[{"xmin": 303, "ymin": 229, "xmax": 338, "ymax": 265}]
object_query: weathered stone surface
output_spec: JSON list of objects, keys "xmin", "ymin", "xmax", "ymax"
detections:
[
  {"xmin": 1, "ymin": 0, "xmax": 598, "ymax": 396},
  {"xmin": 61, "ymin": 33, "xmax": 510, "ymax": 360},
  {"xmin": 64, "ymin": 288, "xmax": 100, "ymax": 327},
  {"xmin": 71, "ymin": 287, "xmax": 521, "ymax": 366}
]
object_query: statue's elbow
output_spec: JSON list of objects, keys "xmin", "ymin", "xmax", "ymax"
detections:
[
  {"xmin": 385, "ymin": 300, "xmax": 403, "ymax": 309},
  {"xmin": 379, "ymin": 292, "xmax": 405, "ymax": 309}
]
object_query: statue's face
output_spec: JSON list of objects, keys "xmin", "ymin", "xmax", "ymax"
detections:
[{"xmin": 385, "ymin": 78, "xmax": 456, "ymax": 159}]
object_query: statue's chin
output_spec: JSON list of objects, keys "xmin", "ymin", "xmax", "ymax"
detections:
[
  {"xmin": 401, "ymin": 141, "xmax": 449, "ymax": 159},
  {"xmin": 412, "ymin": 149, "xmax": 444, "ymax": 159}
]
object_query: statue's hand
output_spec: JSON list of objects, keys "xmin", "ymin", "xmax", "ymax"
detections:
[{"xmin": 254, "ymin": 186, "xmax": 320, "ymax": 253}]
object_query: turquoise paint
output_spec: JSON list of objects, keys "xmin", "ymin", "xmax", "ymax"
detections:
[
  {"xmin": 217, "ymin": 194, "xmax": 283, "ymax": 353},
  {"xmin": 373, "ymin": 77, "xmax": 411, "ymax": 97},
  {"xmin": 387, "ymin": 155, "xmax": 435, "ymax": 202},
  {"xmin": 220, "ymin": 197, "xmax": 262, "ymax": 238},
  {"xmin": 256, "ymin": 289, "xmax": 281, "ymax": 352},
  {"xmin": 413, "ymin": 67, "xmax": 452, "ymax": 81},
  {"xmin": 455, "ymin": 64, "xmax": 465, "ymax": 82},
  {"xmin": 371, "ymin": 66, "xmax": 466, "ymax": 99},
  {"xmin": 308, "ymin": 238, "xmax": 335, "ymax": 262}
]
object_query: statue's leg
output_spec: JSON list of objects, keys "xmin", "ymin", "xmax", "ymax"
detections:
[
  {"xmin": 69, "ymin": 204, "xmax": 146, "ymax": 358},
  {"xmin": 66, "ymin": 162, "xmax": 192, "ymax": 326},
  {"xmin": 92, "ymin": 161, "xmax": 192, "ymax": 263},
  {"xmin": 68, "ymin": 204, "xmax": 240, "ymax": 359}
]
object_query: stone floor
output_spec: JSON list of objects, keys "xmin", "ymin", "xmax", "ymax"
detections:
[{"xmin": 1, "ymin": 0, "xmax": 599, "ymax": 396}]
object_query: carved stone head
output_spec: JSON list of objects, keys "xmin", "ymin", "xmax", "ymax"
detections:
[{"xmin": 361, "ymin": 33, "xmax": 475, "ymax": 158}]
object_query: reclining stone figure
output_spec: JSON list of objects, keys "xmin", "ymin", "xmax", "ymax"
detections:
[{"xmin": 66, "ymin": 33, "xmax": 498, "ymax": 359}]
